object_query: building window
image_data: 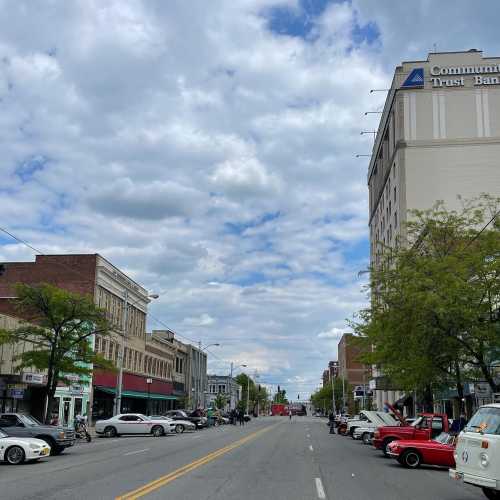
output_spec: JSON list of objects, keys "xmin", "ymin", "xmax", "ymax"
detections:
[
  {"xmin": 394, "ymin": 211, "xmax": 398, "ymax": 228},
  {"xmin": 95, "ymin": 336, "xmax": 101, "ymax": 353},
  {"xmin": 394, "ymin": 186, "xmax": 396, "ymax": 203},
  {"xmin": 107, "ymin": 341, "xmax": 114, "ymax": 360}
]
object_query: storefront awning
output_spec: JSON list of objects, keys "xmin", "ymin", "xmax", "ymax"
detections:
[{"xmin": 95, "ymin": 386, "xmax": 178, "ymax": 400}]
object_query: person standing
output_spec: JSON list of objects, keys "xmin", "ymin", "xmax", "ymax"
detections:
[
  {"xmin": 238, "ymin": 408, "xmax": 245, "ymax": 426},
  {"xmin": 288, "ymin": 409, "xmax": 292, "ymax": 422}
]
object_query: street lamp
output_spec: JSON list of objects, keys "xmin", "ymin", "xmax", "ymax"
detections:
[
  {"xmin": 146, "ymin": 378, "xmax": 152, "ymax": 416},
  {"xmin": 114, "ymin": 292, "xmax": 159, "ymax": 416}
]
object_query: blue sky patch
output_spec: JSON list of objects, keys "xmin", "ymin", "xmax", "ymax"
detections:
[{"xmin": 15, "ymin": 155, "xmax": 48, "ymax": 183}]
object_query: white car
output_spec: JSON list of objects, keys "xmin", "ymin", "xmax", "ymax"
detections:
[
  {"xmin": 150, "ymin": 416, "xmax": 196, "ymax": 433},
  {"xmin": 353, "ymin": 426, "xmax": 374, "ymax": 444},
  {"xmin": 95, "ymin": 414, "xmax": 177, "ymax": 437},
  {"xmin": 0, "ymin": 429, "xmax": 51, "ymax": 464}
]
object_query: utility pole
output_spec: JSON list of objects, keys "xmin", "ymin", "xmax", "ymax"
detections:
[
  {"xmin": 230, "ymin": 362, "xmax": 234, "ymax": 409},
  {"xmin": 114, "ymin": 290, "xmax": 129, "ymax": 416}
]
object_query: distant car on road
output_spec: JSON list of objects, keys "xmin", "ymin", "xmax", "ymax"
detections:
[
  {"xmin": 150, "ymin": 415, "xmax": 195, "ymax": 433},
  {"xmin": 0, "ymin": 412, "xmax": 75, "ymax": 455},
  {"xmin": 0, "ymin": 429, "xmax": 51, "ymax": 464},
  {"xmin": 95, "ymin": 414, "xmax": 176, "ymax": 437},
  {"xmin": 388, "ymin": 432, "xmax": 456, "ymax": 469}
]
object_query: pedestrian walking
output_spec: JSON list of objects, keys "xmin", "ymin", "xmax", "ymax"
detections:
[
  {"xmin": 288, "ymin": 409, "xmax": 292, "ymax": 422},
  {"xmin": 238, "ymin": 409, "xmax": 245, "ymax": 426}
]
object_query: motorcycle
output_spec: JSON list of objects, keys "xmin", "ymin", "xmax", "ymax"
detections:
[{"xmin": 74, "ymin": 420, "xmax": 92, "ymax": 442}]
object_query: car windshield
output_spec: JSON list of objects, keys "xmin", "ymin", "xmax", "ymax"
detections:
[
  {"xmin": 410, "ymin": 417, "xmax": 423, "ymax": 427},
  {"xmin": 432, "ymin": 432, "xmax": 452, "ymax": 444},
  {"xmin": 465, "ymin": 407, "xmax": 500, "ymax": 435},
  {"xmin": 19, "ymin": 414, "xmax": 43, "ymax": 426}
]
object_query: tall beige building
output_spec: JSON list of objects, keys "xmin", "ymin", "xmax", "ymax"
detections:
[{"xmin": 367, "ymin": 50, "xmax": 500, "ymax": 411}]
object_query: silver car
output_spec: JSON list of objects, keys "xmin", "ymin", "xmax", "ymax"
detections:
[
  {"xmin": 95, "ymin": 413, "xmax": 176, "ymax": 437},
  {"xmin": 150, "ymin": 416, "xmax": 196, "ymax": 433}
]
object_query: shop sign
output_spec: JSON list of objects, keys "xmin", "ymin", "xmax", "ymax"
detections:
[
  {"xmin": 22, "ymin": 373, "xmax": 45, "ymax": 385},
  {"xmin": 403, "ymin": 64, "xmax": 500, "ymax": 89},
  {"xmin": 70, "ymin": 385, "xmax": 84, "ymax": 396},
  {"xmin": 9, "ymin": 388, "xmax": 24, "ymax": 399}
]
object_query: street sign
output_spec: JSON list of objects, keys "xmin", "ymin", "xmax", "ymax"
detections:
[
  {"xmin": 22, "ymin": 373, "xmax": 45, "ymax": 385},
  {"xmin": 9, "ymin": 389, "xmax": 24, "ymax": 399}
]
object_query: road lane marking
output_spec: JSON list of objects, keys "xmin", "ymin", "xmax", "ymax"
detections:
[
  {"xmin": 116, "ymin": 424, "xmax": 279, "ymax": 499},
  {"xmin": 315, "ymin": 478, "xmax": 326, "ymax": 499},
  {"xmin": 309, "ymin": 445, "xmax": 314, "ymax": 451},
  {"xmin": 124, "ymin": 449, "xmax": 149, "ymax": 456}
]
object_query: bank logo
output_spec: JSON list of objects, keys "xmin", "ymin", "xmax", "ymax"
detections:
[{"xmin": 402, "ymin": 68, "xmax": 424, "ymax": 88}]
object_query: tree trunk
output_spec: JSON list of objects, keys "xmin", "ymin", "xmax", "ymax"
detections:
[
  {"xmin": 422, "ymin": 385, "xmax": 434, "ymax": 413},
  {"xmin": 454, "ymin": 362, "xmax": 465, "ymax": 414}
]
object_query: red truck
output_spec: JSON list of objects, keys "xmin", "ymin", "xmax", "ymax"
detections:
[{"xmin": 373, "ymin": 413, "xmax": 450, "ymax": 456}]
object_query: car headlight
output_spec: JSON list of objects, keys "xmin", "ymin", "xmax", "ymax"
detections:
[
  {"xmin": 480, "ymin": 452, "xmax": 489, "ymax": 468},
  {"xmin": 29, "ymin": 443, "xmax": 42, "ymax": 450}
]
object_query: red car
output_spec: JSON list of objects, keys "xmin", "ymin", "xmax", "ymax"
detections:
[{"xmin": 387, "ymin": 432, "xmax": 457, "ymax": 469}]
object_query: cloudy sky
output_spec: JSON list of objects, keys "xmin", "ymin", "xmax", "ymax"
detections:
[{"xmin": 1, "ymin": 0, "xmax": 500, "ymax": 399}]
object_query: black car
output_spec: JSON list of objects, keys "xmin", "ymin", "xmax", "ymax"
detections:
[
  {"xmin": 0, "ymin": 413, "xmax": 75, "ymax": 455},
  {"xmin": 164, "ymin": 410, "xmax": 207, "ymax": 429}
]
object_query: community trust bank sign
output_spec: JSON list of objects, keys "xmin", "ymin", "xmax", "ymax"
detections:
[{"xmin": 401, "ymin": 65, "xmax": 500, "ymax": 89}]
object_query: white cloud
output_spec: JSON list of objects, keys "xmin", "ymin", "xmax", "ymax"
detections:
[{"xmin": 182, "ymin": 313, "xmax": 216, "ymax": 327}]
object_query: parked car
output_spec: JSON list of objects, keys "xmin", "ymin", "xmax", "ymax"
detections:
[
  {"xmin": 95, "ymin": 414, "xmax": 176, "ymax": 437},
  {"xmin": 165, "ymin": 410, "xmax": 207, "ymax": 429},
  {"xmin": 0, "ymin": 429, "xmax": 51, "ymax": 464},
  {"xmin": 373, "ymin": 413, "xmax": 450, "ymax": 456},
  {"xmin": 388, "ymin": 432, "xmax": 456, "ymax": 469},
  {"xmin": 347, "ymin": 411, "xmax": 399, "ymax": 438},
  {"xmin": 0, "ymin": 413, "xmax": 75, "ymax": 455},
  {"xmin": 450, "ymin": 403, "xmax": 500, "ymax": 500},
  {"xmin": 150, "ymin": 415, "xmax": 195, "ymax": 433},
  {"xmin": 353, "ymin": 426, "xmax": 374, "ymax": 445}
]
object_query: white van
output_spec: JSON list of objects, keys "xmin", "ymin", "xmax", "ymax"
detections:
[{"xmin": 450, "ymin": 403, "xmax": 500, "ymax": 499}]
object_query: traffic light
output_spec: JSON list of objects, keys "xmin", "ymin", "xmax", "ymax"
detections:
[
  {"xmin": 297, "ymin": 394, "xmax": 300, "ymax": 400},
  {"xmin": 0, "ymin": 264, "xmax": 4, "ymax": 276},
  {"xmin": 258, "ymin": 385, "xmax": 261, "ymax": 392}
]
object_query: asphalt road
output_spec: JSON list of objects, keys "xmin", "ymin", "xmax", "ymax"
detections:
[{"xmin": 1, "ymin": 416, "xmax": 484, "ymax": 500}]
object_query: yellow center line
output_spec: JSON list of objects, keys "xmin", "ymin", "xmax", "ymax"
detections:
[{"xmin": 116, "ymin": 423, "xmax": 280, "ymax": 500}]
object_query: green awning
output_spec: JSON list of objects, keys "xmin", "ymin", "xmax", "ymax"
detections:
[{"xmin": 95, "ymin": 386, "xmax": 178, "ymax": 401}]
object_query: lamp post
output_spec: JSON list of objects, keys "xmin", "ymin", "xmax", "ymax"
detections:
[
  {"xmin": 114, "ymin": 292, "xmax": 159, "ymax": 416},
  {"xmin": 146, "ymin": 378, "xmax": 152, "ymax": 416}
]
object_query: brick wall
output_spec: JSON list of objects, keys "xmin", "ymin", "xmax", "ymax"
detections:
[{"xmin": 0, "ymin": 254, "xmax": 97, "ymax": 319}]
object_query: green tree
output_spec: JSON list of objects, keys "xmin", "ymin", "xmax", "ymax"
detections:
[
  {"xmin": 352, "ymin": 195, "xmax": 500, "ymax": 405},
  {"xmin": 0, "ymin": 283, "xmax": 113, "ymax": 423},
  {"xmin": 214, "ymin": 393, "xmax": 227, "ymax": 410}
]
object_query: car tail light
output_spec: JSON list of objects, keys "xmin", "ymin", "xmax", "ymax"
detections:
[{"xmin": 481, "ymin": 441, "xmax": 489, "ymax": 449}]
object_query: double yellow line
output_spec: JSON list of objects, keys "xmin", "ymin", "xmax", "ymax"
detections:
[{"xmin": 116, "ymin": 423, "xmax": 278, "ymax": 499}]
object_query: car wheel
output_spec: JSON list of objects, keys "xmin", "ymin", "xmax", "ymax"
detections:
[
  {"xmin": 362, "ymin": 433, "xmax": 371, "ymax": 445},
  {"xmin": 382, "ymin": 438, "xmax": 395, "ymax": 457},
  {"xmin": 482, "ymin": 488, "xmax": 500, "ymax": 500},
  {"xmin": 51, "ymin": 445, "xmax": 64, "ymax": 456},
  {"xmin": 175, "ymin": 424, "xmax": 184, "ymax": 434},
  {"xmin": 5, "ymin": 445, "xmax": 25, "ymax": 465},
  {"xmin": 104, "ymin": 426, "xmax": 117, "ymax": 438},
  {"xmin": 152, "ymin": 425, "xmax": 164, "ymax": 437},
  {"xmin": 399, "ymin": 449, "xmax": 421, "ymax": 468}
]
